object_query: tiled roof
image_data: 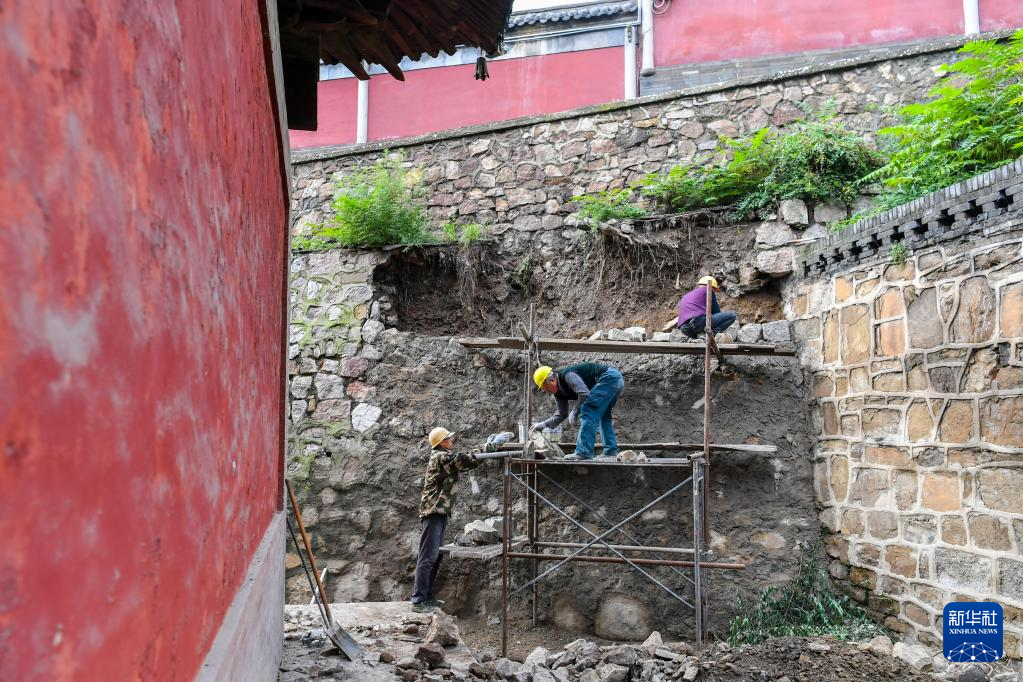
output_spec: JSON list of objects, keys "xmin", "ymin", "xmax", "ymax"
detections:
[{"xmin": 508, "ymin": 1, "xmax": 637, "ymax": 27}]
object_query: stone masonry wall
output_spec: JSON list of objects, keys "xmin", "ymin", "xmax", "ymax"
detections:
[
  {"xmin": 786, "ymin": 161, "xmax": 1023, "ymax": 657},
  {"xmin": 291, "ymin": 38, "xmax": 974, "ymax": 242}
]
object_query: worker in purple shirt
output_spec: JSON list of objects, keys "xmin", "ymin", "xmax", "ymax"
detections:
[{"xmin": 677, "ymin": 276, "xmax": 736, "ymax": 339}]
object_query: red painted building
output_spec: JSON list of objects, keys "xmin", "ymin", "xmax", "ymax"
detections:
[
  {"xmin": 0, "ymin": 1, "xmax": 510, "ymax": 680},
  {"xmin": 290, "ymin": 0, "xmax": 1023, "ymax": 150}
]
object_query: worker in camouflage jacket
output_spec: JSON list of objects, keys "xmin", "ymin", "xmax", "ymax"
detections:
[{"xmin": 412, "ymin": 426, "xmax": 512, "ymax": 612}]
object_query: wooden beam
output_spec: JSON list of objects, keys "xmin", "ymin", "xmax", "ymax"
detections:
[
  {"xmin": 496, "ymin": 442, "xmax": 777, "ymax": 454},
  {"xmin": 456, "ymin": 337, "xmax": 795, "ymax": 357}
]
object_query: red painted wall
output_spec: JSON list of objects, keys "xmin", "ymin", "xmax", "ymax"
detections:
[
  {"xmin": 289, "ymin": 76, "xmax": 360, "ymax": 148},
  {"xmin": 981, "ymin": 0, "xmax": 1023, "ymax": 32},
  {"xmin": 653, "ymin": 0, "xmax": 965, "ymax": 66},
  {"xmin": 289, "ymin": 47, "xmax": 625, "ymax": 148},
  {"xmin": 0, "ymin": 2, "xmax": 286, "ymax": 681}
]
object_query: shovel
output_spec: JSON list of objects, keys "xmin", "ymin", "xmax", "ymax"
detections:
[{"xmin": 286, "ymin": 480, "xmax": 362, "ymax": 661}]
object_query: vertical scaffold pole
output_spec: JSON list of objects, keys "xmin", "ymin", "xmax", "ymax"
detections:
[
  {"xmin": 526, "ymin": 303, "xmax": 538, "ymax": 627},
  {"xmin": 501, "ymin": 451, "xmax": 511, "ymax": 657},
  {"xmin": 702, "ymin": 283, "xmax": 713, "ymax": 544},
  {"xmin": 692, "ymin": 455, "xmax": 704, "ymax": 648}
]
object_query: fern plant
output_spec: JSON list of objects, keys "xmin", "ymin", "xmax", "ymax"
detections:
[
  {"xmin": 641, "ymin": 117, "xmax": 883, "ymax": 220},
  {"xmin": 841, "ymin": 30, "xmax": 1023, "ymax": 229},
  {"xmin": 293, "ymin": 154, "xmax": 431, "ymax": 249},
  {"xmin": 572, "ymin": 187, "xmax": 647, "ymax": 229}
]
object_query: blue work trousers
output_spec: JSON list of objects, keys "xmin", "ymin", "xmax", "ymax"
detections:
[
  {"xmin": 575, "ymin": 368, "xmax": 624, "ymax": 459},
  {"xmin": 680, "ymin": 312, "xmax": 736, "ymax": 338}
]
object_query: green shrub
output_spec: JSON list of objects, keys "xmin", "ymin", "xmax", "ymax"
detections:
[
  {"xmin": 727, "ymin": 543, "xmax": 879, "ymax": 646},
  {"xmin": 440, "ymin": 221, "xmax": 487, "ymax": 247},
  {"xmin": 293, "ymin": 154, "xmax": 431, "ymax": 250},
  {"xmin": 572, "ymin": 187, "xmax": 647, "ymax": 228},
  {"xmin": 842, "ymin": 31, "xmax": 1023, "ymax": 229},
  {"xmin": 641, "ymin": 117, "xmax": 884, "ymax": 220},
  {"xmin": 889, "ymin": 242, "xmax": 908, "ymax": 266}
]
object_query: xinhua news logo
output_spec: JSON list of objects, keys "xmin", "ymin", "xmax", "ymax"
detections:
[{"xmin": 943, "ymin": 602, "xmax": 1003, "ymax": 663}]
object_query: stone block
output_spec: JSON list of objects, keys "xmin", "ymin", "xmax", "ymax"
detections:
[
  {"xmin": 835, "ymin": 277, "xmax": 853, "ymax": 302},
  {"xmin": 850, "ymin": 468, "xmax": 889, "ymax": 506},
  {"xmin": 314, "ymin": 373, "xmax": 345, "ymax": 400},
  {"xmin": 830, "ymin": 456, "xmax": 849, "ymax": 501},
  {"xmin": 778, "ymin": 199, "xmax": 809, "ymax": 225},
  {"xmin": 756, "ymin": 247, "xmax": 795, "ymax": 276},
  {"xmin": 840, "ymin": 305, "xmax": 870, "ymax": 363},
  {"xmin": 594, "ymin": 594, "xmax": 652, "ymax": 641},
  {"xmin": 1001, "ymin": 559, "xmax": 1023, "ymax": 603},
  {"xmin": 351, "ymin": 403, "xmax": 382, "ymax": 433},
  {"xmin": 951, "ymin": 277, "xmax": 996, "ymax": 343},
  {"xmin": 875, "ymin": 288, "xmax": 904, "ymax": 319},
  {"xmin": 761, "ymin": 319, "xmax": 790, "ymax": 343},
  {"xmin": 977, "ymin": 467, "xmax": 1023, "ymax": 514},
  {"xmin": 980, "ymin": 397, "xmax": 1023, "ymax": 447},
  {"xmin": 856, "ymin": 277, "xmax": 879, "ymax": 297},
  {"xmin": 312, "ymin": 399, "xmax": 351, "ymax": 423},
  {"xmin": 905, "ymin": 400, "xmax": 933, "ymax": 441},
  {"xmin": 849, "ymin": 367, "xmax": 869, "ymax": 392},
  {"xmin": 904, "ymin": 602, "xmax": 931, "ymax": 627},
  {"xmin": 291, "ymin": 375, "xmax": 313, "ymax": 399},
  {"xmin": 906, "ymin": 287, "xmax": 943, "ymax": 349},
  {"xmin": 340, "ymin": 356, "xmax": 368, "ymax": 378},
  {"xmin": 884, "ymin": 261, "xmax": 915, "ymax": 282},
  {"xmin": 861, "ymin": 408, "xmax": 901, "ymax": 438},
  {"xmin": 935, "ymin": 548, "xmax": 991, "ymax": 592},
  {"xmin": 967, "ymin": 513, "xmax": 1012, "ymax": 550},
  {"xmin": 849, "ymin": 566, "xmax": 876, "ymax": 590},
  {"xmin": 962, "ymin": 347, "xmax": 999, "ymax": 392},
  {"xmin": 864, "ymin": 446, "xmax": 910, "ymax": 467},
  {"xmin": 823, "ymin": 312, "xmax": 840, "ymax": 363},
  {"xmin": 841, "ymin": 508, "xmax": 864, "ymax": 535},
  {"xmin": 813, "ymin": 201, "xmax": 847, "ymax": 224},
  {"xmin": 903, "ymin": 514, "xmax": 937, "ymax": 543},
  {"xmin": 867, "ymin": 511, "xmax": 899, "ymax": 540},
  {"xmin": 823, "ymin": 402, "xmax": 839, "ymax": 435},
  {"xmin": 876, "ymin": 320, "xmax": 906, "ymax": 356},
  {"xmin": 857, "ymin": 543, "xmax": 881, "ymax": 566},
  {"xmin": 929, "ymin": 366, "xmax": 957, "ymax": 393},
  {"xmin": 886, "ymin": 545, "xmax": 917, "ymax": 578},
  {"xmin": 938, "ymin": 400, "xmax": 975, "ymax": 443},
  {"xmin": 920, "ymin": 472, "xmax": 960, "ymax": 512},
  {"xmin": 912, "ymin": 447, "xmax": 945, "ymax": 468},
  {"xmin": 1000, "ymin": 281, "xmax": 1023, "ymax": 337},
  {"xmin": 755, "ymin": 221, "xmax": 797, "ymax": 247},
  {"xmin": 893, "ymin": 470, "xmax": 918, "ymax": 511}
]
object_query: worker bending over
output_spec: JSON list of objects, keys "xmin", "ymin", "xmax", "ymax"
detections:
[
  {"xmin": 678, "ymin": 275, "xmax": 736, "ymax": 339},
  {"xmin": 412, "ymin": 427, "xmax": 511, "ymax": 612},
  {"xmin": 531, "ymin": 363, "xmax": 624, "ymax": 461}
]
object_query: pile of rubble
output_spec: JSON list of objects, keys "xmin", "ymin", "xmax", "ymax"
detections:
[{"xmin": 383, "ymin": 629, "xmax": 1022, "ymax": 682}]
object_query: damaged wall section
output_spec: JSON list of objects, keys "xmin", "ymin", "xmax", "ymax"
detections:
[{"xmin": 286, "ymin": 216, "xmax": 815, "ymax": 639}]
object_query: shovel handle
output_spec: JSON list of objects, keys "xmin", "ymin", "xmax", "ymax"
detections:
[{"xmin": 286, "ymin": 480, "xmax": 333, "ymax": 621}]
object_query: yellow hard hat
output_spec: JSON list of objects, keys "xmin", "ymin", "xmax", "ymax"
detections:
[
  {"xmin": 698, "ymin": 275, "xmax": 719, "ymax": 290},
  {"xmin": 428, "ymin": 427, "xmax": 455, "ymax": 448},
  {"xmin": 533, "ymin": 366, "xmax": 553, "ymax": 389}
]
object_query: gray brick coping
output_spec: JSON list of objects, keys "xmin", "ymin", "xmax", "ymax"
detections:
[{"xmin": 799, "ymin": 157, "xmax": 1023, "ymax": 279}]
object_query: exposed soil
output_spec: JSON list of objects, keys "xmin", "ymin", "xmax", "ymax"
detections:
[{"xmin": 374, "ymin": 222, "xmax": 768, "ymax": 338}]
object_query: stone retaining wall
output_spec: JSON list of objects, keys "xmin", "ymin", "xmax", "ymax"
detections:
[
  {"xmin": 291, "ymin": 39, "xmax": 967, "ymax": 240},
  {"xmin": 786, "ymin": 168, "xmax": 1023, "ymax": 656}
]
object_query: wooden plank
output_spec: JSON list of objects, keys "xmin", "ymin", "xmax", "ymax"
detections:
[
  {"xmin": 496, "ymin": 442, "xmax": 777, "ymax": 454},
  {"xmin": 456, "ymin": 337, "xmax": 795, "ymax": 357},
  {"xmin": 511, "ymin": 457, "xmax": 692, "ymax": 468}
]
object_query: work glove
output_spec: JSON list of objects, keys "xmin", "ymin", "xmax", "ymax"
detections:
[
  {"xmin": 486, "ymin": 431, "xmax": 514, "ymax": 447},
  {"xmin": 529, "ymin": 421, "xmax": 547, "ymax": 433},
  {"xmin": 567, "ymin": 409, "xmax": 578, "ymax": 427}
]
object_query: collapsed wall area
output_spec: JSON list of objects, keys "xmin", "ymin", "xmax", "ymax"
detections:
[{"xmin": 286, "ymin": 217, "xmax": 816, "ymax": 638}]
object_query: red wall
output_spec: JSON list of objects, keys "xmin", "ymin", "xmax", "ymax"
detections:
[
  {"xmin": 0, "ymin": 2, "xmax": 286, "ymax": 681},
  {"xmin": 289, "ymin": 47, "xmax": 625, "ymax": 148},
  {"xmin": 653, "ymin": 0, "xmax": 965, "ymax": 66},
  {"xmin": 981, "ymin": 0, "xmax": 1023, "ymax": 32}
]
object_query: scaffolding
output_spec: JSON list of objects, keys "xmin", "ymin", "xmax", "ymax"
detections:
[{"xmin": 455, "ymin": 294, "xmax": 794, "ymax": 655}]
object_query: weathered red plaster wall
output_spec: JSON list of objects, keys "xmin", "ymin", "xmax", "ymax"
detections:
[
  {"xmin": 980, "ymin": 0, "xmax": 1023, "ymax": 32},
  {"xmin": 0, "ymin": 2, "xmax": 286, "ymax": 681},
  {"xmin": 652, "ymin": 0, "xmax": 965, "ymax": 66},
  {"xmin": 289, "ymin": 47, "xmax": 624, "ymax": 148}
]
